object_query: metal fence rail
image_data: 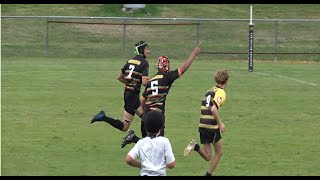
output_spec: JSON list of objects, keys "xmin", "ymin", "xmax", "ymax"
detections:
[{"xmin": 2, "ymin": 16, "xmax": 320, "ymax": 61}]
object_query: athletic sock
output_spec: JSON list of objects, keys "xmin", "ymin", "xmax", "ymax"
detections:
[
  {"xmin": 194, "ymin": 144, "xmax": 200, "ymax": 151},
  {"xmin": 105, "ymin": 117, "xmax": 124, "ymax": 130},
  {"xmin": 132, "ymin": 135, "xmax": 140, "ymax": 143}
]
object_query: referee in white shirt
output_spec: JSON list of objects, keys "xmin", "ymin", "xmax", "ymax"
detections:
[{"xmin": 125, "ymin": 110, "xmax": 176, "ymax": 176}]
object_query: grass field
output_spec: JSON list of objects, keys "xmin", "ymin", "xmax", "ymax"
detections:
[
  {"xmin": 2, "ymin": 56, "xmax": 320, "ymax": 176},
  {"xmin": 2, "ymin": 4, "xmax": 320, "ymax": 176}
]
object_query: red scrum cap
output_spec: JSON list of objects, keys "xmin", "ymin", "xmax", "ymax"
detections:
[{"xmin": 157, "ymin": 55, "xmax": 170, "ymax": 72}]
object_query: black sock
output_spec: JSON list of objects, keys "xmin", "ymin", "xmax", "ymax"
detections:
[
  {"xmin": 194, "ymin": 144, "xmax": 200, "ymax": 151},
  {"xmin": 132, "ymin": 135, "xmax": 140, "ymax": 143},
  {"xmin": 105, "ymin": 117, "xmax": 124, "ymax": 131},
  {"xmin": 205, "ymin": 172, "xmax": 212, "ymax": 176}
]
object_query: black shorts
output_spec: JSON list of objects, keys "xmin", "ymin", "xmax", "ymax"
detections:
[
  {"xmin": 199, "ymin": 127, "xmax": 222, "ymax": 144},
  {"xmin": 123, "ymin": 89, "xmax": 140, "ymax": 116}
]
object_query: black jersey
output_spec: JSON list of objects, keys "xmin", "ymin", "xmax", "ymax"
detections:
[
  {"xmin": 121, "ymin": 55, "xmax": 149, "ymax": 93},
  {"xmin": 142, "ymin": 69, "xmax": 180, "ymax": 114}
]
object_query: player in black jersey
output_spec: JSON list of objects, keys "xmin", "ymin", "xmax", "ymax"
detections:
[
  {"xmin": 120, "ymin": 43, "xmax": 201, "ymax": 148},
  {"xmin": 91, "ymin": 41, "xmax": 150, "ymax": 133}
]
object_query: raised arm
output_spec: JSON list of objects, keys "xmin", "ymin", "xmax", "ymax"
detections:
[{"xmin": 177, "ymin": 42, "xmax": 201, "ymax": 76}]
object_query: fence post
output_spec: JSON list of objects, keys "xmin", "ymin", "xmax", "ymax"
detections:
[
  {"xmin": 196, "ymin": 21, "xmax": 200, "ymax": 45},
  {"xmin": 122, "ymin": 24, "xmax": 127, "ymax": 55},
  {"xmin": 274, "ymin": 20, "xmax": 279, "ymax": 61},
  {"xmin": 45, "ymin": 17, "xmax": 49, "ymax": 55}
]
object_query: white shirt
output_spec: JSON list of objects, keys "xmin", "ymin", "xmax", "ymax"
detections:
[{"xmin": 128, "ymin": 136, "xmax": 175, "ymax": 176}]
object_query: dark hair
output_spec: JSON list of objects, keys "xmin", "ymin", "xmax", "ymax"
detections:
[
  {"xmin": 143, "ymin": 111, "xmax": 164, "ymax": 133},
  {"xmin": 134, "ymin": 41, "xmax": 149, "ymax": 55}
]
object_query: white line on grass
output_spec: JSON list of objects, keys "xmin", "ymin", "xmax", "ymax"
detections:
[{"xmin": 255, "ymin": 72, "xmax": 320, "ymax": 87}]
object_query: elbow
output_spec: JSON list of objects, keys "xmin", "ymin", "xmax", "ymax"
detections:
[
  {"xmin": 142, "ymin": 79, "xmax": 148, "ymax": 86},
  {"xmin": 117, "ymin": 72, "xmax": 125, "ymax": 82},
  {"xmin": 125, "ymin": 155, "xmax": 134, "ymax": 166},
  {"xmin": 167, "ymin": 161, "xmax": 176, "ymax": 169},
  {"xmin": 142, "ymin": 81, "xmax": 147, "ymax": 87},
  {"xmin": 117, "ymin": 74, "xmax": 123, "ymax": 81},
  {"xmin": 142, "ymin": 76, "xmax": 149, "ymax": 86}
]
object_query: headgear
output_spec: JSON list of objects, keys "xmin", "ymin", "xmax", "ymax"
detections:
[
  {"xmin": 157, "ymin": 55, "xmax": 170, "ymax": 72},
  {"xmin": 134, "ymin": 41, "xmax": 148, "ymax": 55}
]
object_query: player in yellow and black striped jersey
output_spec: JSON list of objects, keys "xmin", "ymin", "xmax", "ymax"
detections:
[
  {"xmin": 199, "ymin": 86, "xmax": 226, "ymax": 131},
  {"xmin": 91, "ymin": 41, "xmax": 150, "ymax": 134},
  {"xmin": 120, "ymin": 43, "xmax": 201, "ymax": 148},
  {"xmin": 183, "ymin": 69, "xmax": 229, "ymax": 176}
]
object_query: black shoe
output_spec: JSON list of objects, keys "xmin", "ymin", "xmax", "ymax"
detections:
[
  {"xmin": 91, "ymin": 110, "xmax": 107, "ymax": 124},
  {"xmin": 121, "ymin": 130, "xmax": 135, "ymax": 148}
]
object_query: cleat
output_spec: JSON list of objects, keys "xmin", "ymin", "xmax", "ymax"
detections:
[
  {"xmin": 121, "ymin": 130, "xmax": 135, "ymax": 148},
  {"xmin": 184, "ymin": 139, "xmax": 196, "ymax": 157},
  {"xmin": 91, "ymin": 110, "xmax": 107, "ymax": 123}
]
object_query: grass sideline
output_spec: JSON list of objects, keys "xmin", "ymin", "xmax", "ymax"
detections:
[{"xmin": 1, "ymin": 56, "xmax": 320, "ymax": 175}]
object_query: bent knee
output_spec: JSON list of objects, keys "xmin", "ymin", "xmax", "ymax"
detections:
[
  {"xmin": 204, "ymin": 155, "xmax": 212, "ymax": 161},
  {"xmin": 122, "ymin": 120, "xmax": 131, "ymax": 131}
]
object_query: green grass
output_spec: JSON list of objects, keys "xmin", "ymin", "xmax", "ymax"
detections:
[
  {"xmin": 2, "ymin": 57, "xmax": 320, "ymax": 175},
  {"xmin": 1, "ymin": 4, "xmax": 320, "ymax": 61},
  {"xmin": 2, "ymin": 4, "xmax": 320, "ymax": 176}
]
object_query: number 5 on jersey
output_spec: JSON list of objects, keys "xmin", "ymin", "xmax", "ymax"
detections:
[{"xmin": 151, "ymin": 81, "xmax": 158, "ymax": 95}]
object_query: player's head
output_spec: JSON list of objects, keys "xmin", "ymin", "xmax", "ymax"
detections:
[
  {"xmin": 215, "ymin": 69, "xmax": 229, "ymax": 85},
  {"xmin": 144, "ymin": 111, "xmax": 164, "ymax": 135},
  {"xmin": 157, "ymin": 55, "xmax": 170, "ymax": 72},
  {"xmin": 134, "ymin": 41, "xmax": 149, "ymax": 58}
]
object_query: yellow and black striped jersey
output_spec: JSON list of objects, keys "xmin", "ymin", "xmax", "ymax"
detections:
[
  {"xmin": 121, "ymin": 55, "xmax": 149, "ymax": 93},
  {"xmin": 142, "ymin": 69, "xmax": 180, "ymax": 114},
  {"xmin": 199, "ymin": 86, "xmax": 226, "ymax": 130}
]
